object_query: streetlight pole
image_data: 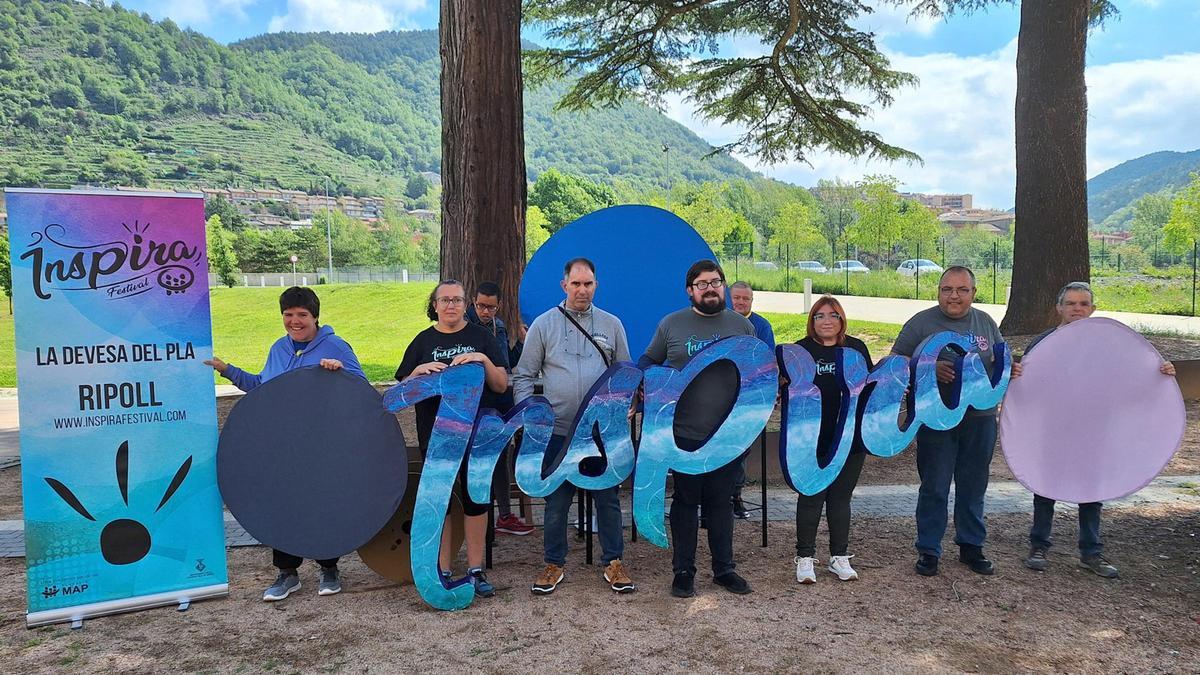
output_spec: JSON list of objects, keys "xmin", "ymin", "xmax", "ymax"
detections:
[
  {"xmin": 323, "ymin": 176, "xmax": 334, "ymax": 283},
  {"xmin": 290, "ymin": 255, "xmax": 298, "ymax": 286}
]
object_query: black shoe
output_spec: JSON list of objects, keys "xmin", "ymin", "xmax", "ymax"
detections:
[
  {"xmin": 959, "ymin": 547, "xmax": 995, "ymax": 575},
  {"xmin": 714, "ymin": 572, "xmax": 752, "ymax": 595},
  {"xmin": 671, "ymin": 572, "xmax": 695, "ymax": 598},
  {"xmin": 915, "ymin": 553, "xmax": 939, "ymax": 576},
  {"xmin": 732, "ymin": 496, "xmax": 750, "ymax": 520}
]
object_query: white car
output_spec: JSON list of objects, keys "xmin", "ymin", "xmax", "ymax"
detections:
[
  {"xmin": 752, "ymin": 261, "xmax": 779, "ymax": 271},
  {"xmin": 831, "ymin": 260, "xmax": 870, "ymax": 274},
  {"xmin": 897, "ymin": 259, "xmax": 944, "ymax": 277},
  {"xmin": 793, "ymin": 261, "xmax": 828, "ymax": 274}
]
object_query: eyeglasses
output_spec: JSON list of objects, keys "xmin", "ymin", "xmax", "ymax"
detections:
[
  {"xmin": 436, "ymin": 297, "xmax": 466, "ymax": 306},
  {"xmin": 691, "ymin": 279, "xmax": 724, "ymax": 291},
  {"xmin": 938, "ymin": 286, "xmax": 973, "ymax": 296},
  {"xmin": 474, "ymin": 303, "xmax": 498, "ymax": 312},
  {"xmin": 812, "ymin": 312, "xmax": 842, "ymax": 321}
]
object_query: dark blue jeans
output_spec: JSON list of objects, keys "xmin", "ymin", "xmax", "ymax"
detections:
[
  {"xmin": 541, "ymin": 435, "xmax": 625, "ymax": 566},
  {"xmin": 1030, "ymin": 495, "xmax": 1103, "ymax": 558},
  {"xmin": 914, "ymin": 414, "xmax": 996, "ymax": 557}
]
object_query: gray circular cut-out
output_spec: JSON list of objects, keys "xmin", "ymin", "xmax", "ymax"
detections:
[{"xmin": 218, "ymin": 367, "xmax": 407, "ymax": 560}]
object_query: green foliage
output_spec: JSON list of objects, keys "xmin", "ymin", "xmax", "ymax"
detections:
[
  {"xmin": 1128, "ymin": 191, "xmax": 1173, "ymax": 250},
  {"xmin": 528, "ymin": 168, "xmax": 617, "ymax": 232},
  {"xmin": 205, "ymin": 214, "xmax": 239, "ymax": 288},
  {"xmin": 405, "ymin": 173, "xmax": 431, "ymax": 201},
  {"xmin": 526, "ymin": 0, "xmax": 920, "ymax": 165},
  {"xmin": 846, "ymin": 175, "xmax": 903, "ymax": 261},
  {"xmin": 0, "ymin": 232, "xmax": 11, "ymax": 305},
  {"xmin": 0, "ymin": 3, "xmax": 754, "ymax": 194},
  {"xmin": 1089, "ymin": 149, "xmax": 1200, "ymax": 226},
  {"xmin": 204, "ymin": 194, "xmax": 248, "ymax": 231},
  {"xmin": 1162, "ymin": 173, "xmax": 1200, "ymax": 254},
  {"xmin": 526, "ymin": 205, "xmax": 552, "ymax": 261},
  {"xmin": 767, "ymin": 201, "xmax": 826, "ymax": 261}
]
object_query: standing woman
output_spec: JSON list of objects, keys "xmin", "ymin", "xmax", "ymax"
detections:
[
  {"xmin": 793, "ymin": 295, "xmax": 873, "ymax": 584},
  {"xmin": 395, "ymin": 280, "xmax": 508, "ymax": 598}
]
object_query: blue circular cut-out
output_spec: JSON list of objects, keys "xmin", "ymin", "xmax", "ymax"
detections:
[
  {"xmin": 520, "ymin": 205, "xmax": 717, "ymax": 358},
  {"xmin": 217, "ymin": 368, "xmax": 407, "ymax": 561}
]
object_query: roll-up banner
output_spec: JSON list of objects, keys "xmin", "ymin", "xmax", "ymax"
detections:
[{"xmin": 6, "ymin": 188, "xmax": 228, "ymax": 627}]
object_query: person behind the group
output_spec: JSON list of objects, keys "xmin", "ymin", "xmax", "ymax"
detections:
[
  {"xmin": 728, "ymin": 280, "xmax": 776, "ymax": 519},
  {"xmin": 468, "ymin": 281, "xmax": 533, "ymax": 536},
  {"xmin": 394, "ymin": 279, "xmax": 508, "ymax": 598},
  {"xmin": 513, "ymin": 257, "xmax": 636, "ymax": 595},
  {"xmin": 640, "ymin": 259, "xmax": 756, "ymax": 598},
  {"xmin": 1022, "ymin": 281, "xmax": 1175, "ymax": 579},
  {"xmin": 792, "ymin": 295, "xmax": 873, "ymax": 584},
  {"xmin": 891, "ymin": 266, "xmax": 1022, "ymax": 577},
  {"xmin": 205, "ymin": 286, "xmax": 364, "ymax": 602}
]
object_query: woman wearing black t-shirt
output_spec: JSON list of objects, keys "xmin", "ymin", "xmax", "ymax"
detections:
[
  {"xmin": 794, "ymin": 295, "xmax": 873, "ymax": 585},
  {"xmin": 395, "ymin": 280, "xmax": 507, "ymax": 598}
]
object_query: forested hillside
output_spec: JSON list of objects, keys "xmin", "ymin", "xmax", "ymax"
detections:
[{"xmin": 0, "ymin": 0, "xmax": 753, "ymax": 196}]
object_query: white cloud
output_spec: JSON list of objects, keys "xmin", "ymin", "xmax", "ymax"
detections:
[
  {"xmin": 855, "ymin": 3, "xmax": 942, "ymax": 38},
  {"xmin": 138, "ymin": 0, "xmax": 256, "ymax": 29},
  {"xmin": 666, "ymin": 36, "xmax": 1200, "ymax": 210},
  {"xmin": 267, "ymin": 0, "xmax": 427, "ymax": 33}
]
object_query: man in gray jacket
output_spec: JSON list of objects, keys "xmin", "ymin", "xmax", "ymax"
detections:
[{"xmin": 513, "ymin": 257, "xmax": 636, "ymax": 595}]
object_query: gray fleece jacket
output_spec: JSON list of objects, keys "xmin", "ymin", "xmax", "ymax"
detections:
[{"xmin": 512, "ymin": 302, "xmax": 631, "ymax": 436}]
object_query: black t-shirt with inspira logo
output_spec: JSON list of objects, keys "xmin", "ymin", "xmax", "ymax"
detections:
[
  {"xmin": 797, "ymin": 336, "xmax": 875, "ymax": 460},
  {"xmin": 395, "ymin": 322, "xmax": 506, "ymax": 450}
]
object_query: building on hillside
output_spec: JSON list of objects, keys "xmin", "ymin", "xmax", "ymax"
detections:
[
  {"xmin": 903, "ymin": 192, "xmax": 974, "ymax": 213},
  {"xmin": 938, "ymin": 210, "xmax": 1014, "ymax": 234},
  {"xmin": 1090, "ymin": 231, "xmax": 1133, "ymax": 246},
  {"xmin": 408, "ymin": 209, "xmax": 438, "ymax": 222},
  {"xmin": 419, "ymin": 171, "xmax": 442, "ymax": 187}
]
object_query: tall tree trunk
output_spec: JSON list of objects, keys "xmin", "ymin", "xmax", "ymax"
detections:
[
  {"xmin": 1002, "ymin": 0, "xmax": 1090, "ymax": 334},
  {"xmin": 440, "ymin": 0, "xmax": 526, "ymax": 337}
]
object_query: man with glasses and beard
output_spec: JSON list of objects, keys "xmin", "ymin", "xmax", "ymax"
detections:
[{"xmin": 639, "ymin": 259, "xmax": 756, "ymax": 598}]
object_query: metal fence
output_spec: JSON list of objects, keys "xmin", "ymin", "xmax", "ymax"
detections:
[{"xmin": 208, "ymin": 266, "xmax": 439, "ymax": 288}]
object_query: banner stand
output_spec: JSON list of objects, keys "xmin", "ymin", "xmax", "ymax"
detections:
[{"xmin": 27, "ymin": 583, "xmax": 228, "ymax": 629}]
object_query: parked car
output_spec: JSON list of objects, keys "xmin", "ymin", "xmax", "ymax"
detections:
[
  {"xmin": 752, "ymin": 261, "xmax": 779, "ymax": 271},
  {"xmin": 896, "ymin": 259, "xmax": 944, "ymax": 277},
  {"xmin": 793, "ymin": 261, "xmax": 828, "ymax": 274},
  {"xmin": 831, "ymin": 260, "xmax": 870, "ymax": 274}
]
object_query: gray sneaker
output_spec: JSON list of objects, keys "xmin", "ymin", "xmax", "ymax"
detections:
[
  {"xmin": 1024, "ymin": 547, "xmax": 1049, "ymax": 571},
  {"xmin": 1079, "ymin": 555, "xmax": 1119, "ymax": 579},
  {"xmin": 263, "ymin": 572, "xmax": 301, "ymax": 601},
  {"xmin": 318, "ymin": 566, "xmax": 342, "ymax": 595}
]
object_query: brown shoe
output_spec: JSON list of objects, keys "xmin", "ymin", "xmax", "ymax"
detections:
[
  {"xmin": 532, "ymin": 564, "xmax": 564, "ymax": 595},
  {"xmin": 604, "ymin": 559, "xmax": 636, "ymax": 593}
]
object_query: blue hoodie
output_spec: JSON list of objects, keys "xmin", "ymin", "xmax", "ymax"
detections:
[{"xmin": 222, "ymin": 324, "xmax": 366, "ymax": 392}]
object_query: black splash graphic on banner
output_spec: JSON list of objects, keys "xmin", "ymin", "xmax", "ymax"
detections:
[{"xmin": 44, "ymin": 440, "xmax": 194, "ymax": 565}]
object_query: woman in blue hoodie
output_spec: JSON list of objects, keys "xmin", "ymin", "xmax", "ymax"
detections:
[{"xmin": 206, "ymin": 286, "xmax": 365, "ymax": 602}]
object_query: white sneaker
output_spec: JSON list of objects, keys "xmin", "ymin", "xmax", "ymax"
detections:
[
  {"xmin": 828, "ymin": 555, "xmax": 859, "ymax": 581},
  {"xmin": 794, "ymin": 556, "xmax": 817, "ymax": 584}
]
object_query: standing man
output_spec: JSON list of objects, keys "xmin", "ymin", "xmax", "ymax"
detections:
[
  {"xmin": 513, "ymin": 258, "xmax": 636, "ymax": 595},
  {"xmin": 1023, "ymin": 281, "xmax": 1175, "ymax": 578},
  {"xmin": 469, "ymin": 281, "xmax": 533, "ymax": 536},
  {"xmin": 891, "ymin": 266, "xmax": 1021, "ymax": 577},
  {"xmin": 640, "ymin": 260, "xmax": 756, "ymax": 598},
  {"xmin": 728, "ymin": 281, "xmax": 775, "ymax": 519}
]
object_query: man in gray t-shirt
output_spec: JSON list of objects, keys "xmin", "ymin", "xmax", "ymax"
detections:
[
  {"xmin": 891, "ymin": 266, "xmax": 1021, "ymax": 577},
  {"xmin": 639, "ymin": 260, "xmax": 755, "ymax": 599}
]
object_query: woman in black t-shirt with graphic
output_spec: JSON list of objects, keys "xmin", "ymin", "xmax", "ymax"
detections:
[
  {"xmin": 793, "ymin": 295, "xmax": 874, "ymax": 585},
  {"xmin": 395, "ymin": 279, "xmax": 507, "ymax": 598}
]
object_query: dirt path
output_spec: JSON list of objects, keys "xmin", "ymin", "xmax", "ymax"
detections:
[{"xmin": 0, "ymin": 505, "xmax": 1196, "ymax": 673}]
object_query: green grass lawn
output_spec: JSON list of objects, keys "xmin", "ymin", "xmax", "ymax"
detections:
[
  {"xmin": 208, "ymin": 282, "xmax": 438, "ymax": 384},
  {"xmin": 0, "ymin": 284, "xmax": 911, "ymax": 388},
  {"xmin": 761, "ymin": 312, "xmax": 902, "ymax": 361}
]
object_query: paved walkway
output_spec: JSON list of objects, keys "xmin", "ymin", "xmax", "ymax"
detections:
[
  {"xmin": 2, "ymin": 474, "xmax": 1196, "ymax": 558},
  {"xmin": 755, "ymin": 291, "xmax": 1200, "ymax": 335}
]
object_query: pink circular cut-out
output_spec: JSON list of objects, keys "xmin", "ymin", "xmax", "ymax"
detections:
[{"xmin": 1000, "ymin": 317, "xmax": 1185, "ymax": 503}]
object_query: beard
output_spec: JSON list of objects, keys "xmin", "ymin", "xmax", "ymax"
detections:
[{"xmin": 691, "ymin": 292, "xmax": 724, "ymax": 315}]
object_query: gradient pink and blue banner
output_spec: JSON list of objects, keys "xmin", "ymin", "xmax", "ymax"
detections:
[{"xmin": 6, "ymin": 188, "xmax": 227, "ymax": 627}]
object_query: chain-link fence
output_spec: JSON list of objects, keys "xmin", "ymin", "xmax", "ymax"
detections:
[{"xmin": 209, "ymin": 266, "xmax": 439, "ymax": 288}]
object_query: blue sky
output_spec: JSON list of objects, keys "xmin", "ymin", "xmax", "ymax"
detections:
[{"xmin": 118, "ymin": 0, "xmax": 1200, "ymax": 208}]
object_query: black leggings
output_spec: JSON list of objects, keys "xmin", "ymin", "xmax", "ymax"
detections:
[
  {"xmin": 795, "ymin": 452, "xmax": 866, "ymax": 558},
  {"xmin": 273, "ymin": 550, "xmax": 338, "ymax": 571}
]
